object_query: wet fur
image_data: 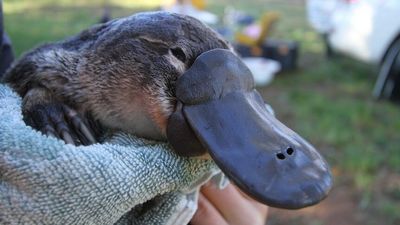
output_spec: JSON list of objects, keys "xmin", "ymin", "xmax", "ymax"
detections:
[{"xmin": 2, "ymin": 12, "xmax": 232, "ymax": 140}]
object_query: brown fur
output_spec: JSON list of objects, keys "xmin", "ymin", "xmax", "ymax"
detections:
[{"xmin": 2, "ymin": 11, "xmax": 233, "ymax": 140}]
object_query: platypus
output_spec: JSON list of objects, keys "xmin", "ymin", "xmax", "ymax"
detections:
[{"xmin": 2, "ymin": 11, "xmax": 332, "ymax": 209}]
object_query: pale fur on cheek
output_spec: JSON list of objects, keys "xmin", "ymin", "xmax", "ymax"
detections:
[{"xmin": 166, "ymin": 50, "xmax": 187, "ymax": 74}]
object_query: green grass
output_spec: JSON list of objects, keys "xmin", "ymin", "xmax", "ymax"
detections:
[
  {"xmin": 277, "ymin": 59, "xmax": 400, "ymax": 180},
  {"xmin": 3, "ymin": 0, "xmax": 400, "ymax": 224},
  {"xmin": 5, "ymin": 7, "xmax": 97, "ymax": 56}
]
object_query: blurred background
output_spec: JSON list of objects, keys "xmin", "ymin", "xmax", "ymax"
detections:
[{"xmin": 2, "ymin": 0, "xmax": 400, "ymax": 224}]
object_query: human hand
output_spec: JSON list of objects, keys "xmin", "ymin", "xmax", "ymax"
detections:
[{"xmin": 190, "ymin": 181, "xmax": 268, "ymax": 225}]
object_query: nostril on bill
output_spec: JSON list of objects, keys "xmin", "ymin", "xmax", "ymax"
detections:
[
  {"xmin": 286, "ymin": 147, "xmax": 294, "ymax": 155},
  {"xmin": 276, "ymin": 147, "xmax": 295, "ymax": 160},
  {"xmin": 276, "ymin": 152, "xmax": 286, "ymax": 160}
]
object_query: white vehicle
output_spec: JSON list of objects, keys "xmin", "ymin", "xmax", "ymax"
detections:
[{"xmin": 307, "ymin": 0, "xmax": 400, "ymax": 101}]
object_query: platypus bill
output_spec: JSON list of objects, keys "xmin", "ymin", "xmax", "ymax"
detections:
[{"xmin": 2, "ymin": 11, "xmax": 332, "ymax": 209}]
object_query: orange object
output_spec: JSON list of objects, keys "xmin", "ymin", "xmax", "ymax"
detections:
[
  {"xmin": 191, "ymin": 0, "xmax": 206, "ymax": 10},
  {"xmin": 235, "ymin": 12, "xmax": 280, "ymax": 47}
]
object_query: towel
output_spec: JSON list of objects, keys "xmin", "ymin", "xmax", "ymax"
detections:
[{"xmin": 0, "ymin": 84, "xmax": 222, "ymax": 225}]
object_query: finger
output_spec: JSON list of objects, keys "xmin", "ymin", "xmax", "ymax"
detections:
[
  {"xmin": 234, "ymin": 184, "xmax": 269, "ymax": 214},
  {"xmin": 190, "ymin": 193, "xmax": 229, "ymax": 225},
  {"xmin": 63, "ymin": 105, "xmax": 97, "ymax": 145},
  {"xmin": 201, "ymin": 182, "xmax": 268, "ymax": 225}
]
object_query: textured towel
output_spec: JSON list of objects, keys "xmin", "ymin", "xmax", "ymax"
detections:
[{"xmin": 0, "ymin": 84, "xmax": 221, "ymax": 225}]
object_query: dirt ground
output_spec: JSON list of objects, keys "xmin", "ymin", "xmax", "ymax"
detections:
[
  {"xmin": 259, "ymin": 82, "xmax": 400, "ymax": 225},
  {"xmin": 269, "ymin": 184, "xmax": 367, "ymax": 225}
]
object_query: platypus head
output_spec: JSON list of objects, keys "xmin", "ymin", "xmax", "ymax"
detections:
[
  {"xmin": 78, "ymin": 11, "xmax": 332, "ymax": 209},
  {"xmin": 77, "ymin": 11, "xmax": 232, "ymax": 140}
]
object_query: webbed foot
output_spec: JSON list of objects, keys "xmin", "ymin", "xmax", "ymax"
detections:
[{"xmin": 24, "ymin": 103, "xmax": 97, "ymax": 146}]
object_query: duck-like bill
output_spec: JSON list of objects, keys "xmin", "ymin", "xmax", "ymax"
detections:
[{"xmin": 167, "ymin": 49, "xmax": 333, "ymax": 209}]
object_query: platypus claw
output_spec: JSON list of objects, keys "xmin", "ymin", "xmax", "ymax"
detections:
[
  {"xmin": 63, "ymin": 105, "xmax": 97, "ymax": 145},
  {"xmin": 25, "ymin": 103, "xmax": 97, "ymax": 146}
]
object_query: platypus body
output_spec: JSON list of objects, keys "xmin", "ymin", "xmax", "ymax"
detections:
[
  {"xmin": 3, "ymin": 12, "xmax": 231, "ymax": 142},
  {"xmin": 2, "ymin": 11, "xmax": 332, "ymax": 209}
]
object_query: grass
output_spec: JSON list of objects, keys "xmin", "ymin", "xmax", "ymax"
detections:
[{"xmin": 3, "ymin": 0, "xmax": 400, "ymax": 224}]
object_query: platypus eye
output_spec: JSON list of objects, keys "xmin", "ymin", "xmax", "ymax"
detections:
[{"xmin": 170, "ymin": 47, "xmax": 187, "ymax": 63}]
